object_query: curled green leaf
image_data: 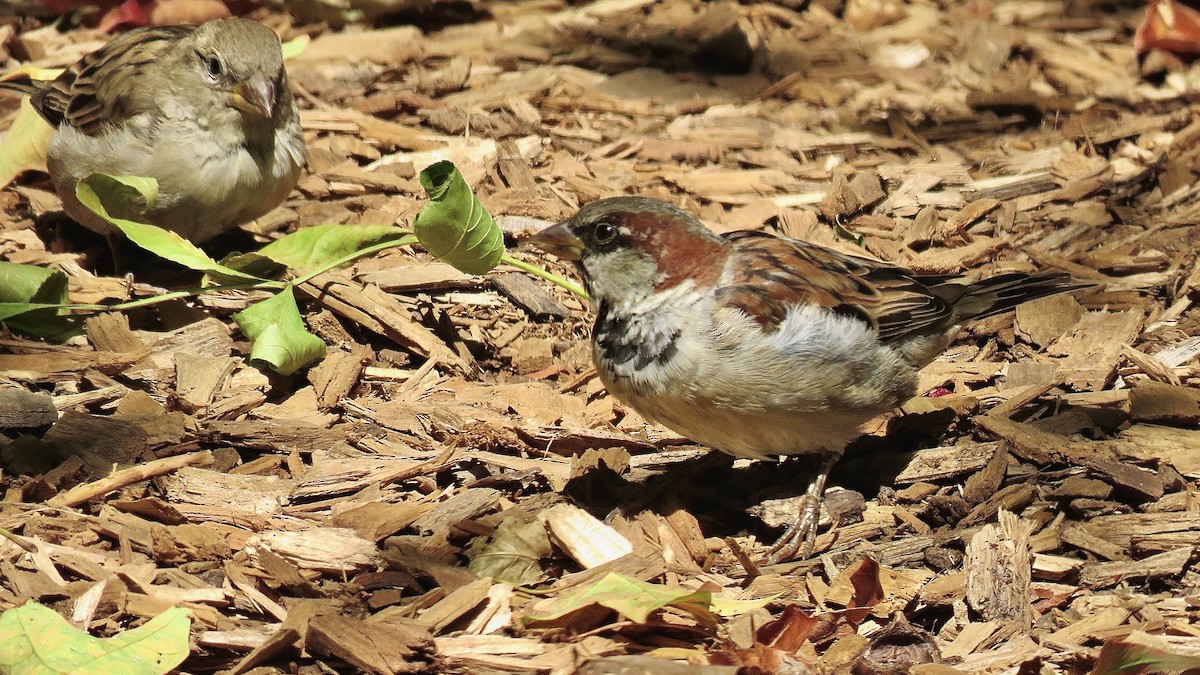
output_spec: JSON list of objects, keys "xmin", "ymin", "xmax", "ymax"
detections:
[
  {"xmin": 412, "ymin": 160, "xmax": 504, "ymax": 275},
  {"xmin": 233, "ymin": 285, "xmax": 326, "ymax": 376}
]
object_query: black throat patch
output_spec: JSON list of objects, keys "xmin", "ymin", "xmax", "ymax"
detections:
[{"xmin": 593, "ymin": 300, "xmax": 680, "ymax": 370}]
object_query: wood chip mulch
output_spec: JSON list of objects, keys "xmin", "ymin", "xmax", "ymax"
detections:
[{"xmin": 3, "ymin": 0, "xmax": 1200, "ymax": 673}]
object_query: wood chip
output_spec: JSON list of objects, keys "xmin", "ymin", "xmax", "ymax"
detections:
[{"xmin": 539, "ymin": 503, "xmax": 634, "ymax": 569}]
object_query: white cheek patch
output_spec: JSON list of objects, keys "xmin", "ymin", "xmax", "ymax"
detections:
[{"xmin": 583, "ymin": 250, "xmax": 658, "ymax": 307}]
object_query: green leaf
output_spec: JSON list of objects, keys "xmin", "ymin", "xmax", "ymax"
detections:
[
  {"xmin": 0, "ymin": 601, "xmax": 190, "ymax": 675},
  {"xmin": 0, "ymin": 262, "xmax": 79, "ymax": 339},
  {"xmin": 0, "ymin": 97, "xmax": 54, "ymax": 189},
  {"xmin": 75, "ymin": 174, "xmax": 265, "ymax": 283},
  {"xmin": 832, "ymin": 220, "xmax": 865, "ymax": 247},
  {"xmin": 257, "ymin": 223, "xmax": 413, "ymax": 271},
  {"xmin": 233, "ymin": 285, "xmax": 326, "ymax": 375},
  {"xmin": 215, "ymin": 252, "xmax": 287, "ymax": 282},
  {"xmin": 281, "ymin": 35, "xmax": 310, "ymax": 60},
  {"xmin": 1091, "ymin": 637, "xmax": 1200, "ymax": 675},
  {"xmin": 0, "ymin": 303, "xmax": 69, "ymax": 322},
  {"xmin": 412, "ymin": 161, "xmax": 504, "ymax": 275},
  {"xmin": 0, "ymin": 262, "xmax": 68, "ymax": 306},
  {"xmin": 523, "ymin": 572, "xmax": 774, "ymax": 627},
  {"xmin": 468, "ymin": 516, "xmax": 551, "ymax": 586}
]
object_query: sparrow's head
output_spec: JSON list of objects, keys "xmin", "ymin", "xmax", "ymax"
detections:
[
  {"xmin": 529, "ymin": 196, "xmax": 727, "ymax": 305},
  {"xmin": 190, "ymin": 18, "xmax": 286, "ymax": 119}
]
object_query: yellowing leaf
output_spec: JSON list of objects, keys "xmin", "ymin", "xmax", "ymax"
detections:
[
  {"xmin": 0, "ymin": 601, "xmax": 190, "ymax": 675},
  {"xmin": 0, "ymin": 97, "xmax": 53, "ymax": 189},
  {"xmin": 523, "ymin": 572, "xmax": 774, "ymax": 627}
]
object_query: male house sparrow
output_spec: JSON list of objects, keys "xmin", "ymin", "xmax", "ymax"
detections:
[
  {"xmin": 1, "ymin": 18, "xmax": 304, "ymax": 243},
  {"xmin": 530, "ymin": 196, "xmax": 1084, "ymax": 563}
]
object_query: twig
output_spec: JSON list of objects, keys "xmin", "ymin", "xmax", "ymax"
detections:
[{"xmin": 47, "ymin": 450, "xmax": 215, "ymax": 507}]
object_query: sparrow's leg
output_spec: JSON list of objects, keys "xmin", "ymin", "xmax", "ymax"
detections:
[
  {"xmin": 764, "ymin": 452, "xmax": 839, "ymax": 564},
  {"xmin": 106, "ymin": 233, "xmax": 127, "ymax": 276}
]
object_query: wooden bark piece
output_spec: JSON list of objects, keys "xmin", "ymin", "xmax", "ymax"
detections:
[
  {"xmin": 1014, "ymin": 294, "xmax": 1085, "ymax": 348},
  {"xmin": 199, "ymin": 418, "xmax": 356, "ymax": 455},
  {"xmin": 975, "ymin": 417, "xmax": 1165, "ymax": 502},
  {"xmin": 965, "ymin": 510, "xmax": 1034, "ymax": 633},
  {"xmin": 1107, "ymin": 424, "xmax": 1200, "ymax": 478},
  {"xmin": 228, "ymin": 627, "xmax": 301, "ymax": 675},
  {"xmin": 1047, "ymin": 309, "xmax": 1144, "ymax": 391},
  {"xmin": 174, "ymin": 352, "xmax": 237, "ymax": 411},
  {"xmin": 41, "ymin": 410, "xmax": 150, "ymax": 474},
  {"xmin": 246, "ymin": 528, "xmax": 378, "ymax": 572},
  {"xmin": 1075, "ymin": 513, "xmax": 1200, "ymax": 555},
  {"xmin": 160, "ymin": 466, "xmax": 291, "ymax": 517},
  {"xmin": 0, "ymin": 388, "xmax": 57, "ymax": 428},
  {"xmin": 895, "ymin": 442, "xmax": 998, "ymax": 484},
  {"xmin": 540, "ymin": 503, "xmax": 634, "ymax": 569},
  {"xmin": 1129, "ymin": 380, "xmax": 1200, "ymax": 426},
  {"xmin": 85, "ymin": 312, "xmax": 151, "ymax": 353},
  {"xmin": 307, "ymin": 614, "xmax": 438, "ymax": 675},
  {"xmin": 358, "ymin": 261, "xmax": 475, "ymax": 293},
  {"xmin": 820, "ymin": 168, "xmax": 885, "ymax": 219},
  {"xmin": 416, "ymin": 577, "xmax": 493, "ymax": 633},
  {"xmin": 490, "ymin": 271, "xmax": 571, "ymax": 319},
  {"xmin": 411, "ymin": 488, "xmax": 501, "ymax": 537},
  {"xmin": 307, "ymin": 342, "xmax": 371, "ymax": 409},
  {"xmin": 299, "ymin": 273, "xmax": 467, "ymax": 372},
  {"xmin": 1078, "ymin": 546, "xmax": 1191, "ymax": 587},
  {"xmin": 44, "ymin": 451, "xmax": 213, "ymax": 510},
  {"xmin": 123, "ymin": 318, "xmax": 234, "ymax": 385}
]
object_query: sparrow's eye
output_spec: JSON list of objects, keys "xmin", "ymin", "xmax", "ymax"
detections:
[
  {"xmin": 592, "ymin": 222, "xmax": 618, "ymax": 245},
  {"xmin": 200, "ymin": 52, "xmax": 222, "ymax": 78}
]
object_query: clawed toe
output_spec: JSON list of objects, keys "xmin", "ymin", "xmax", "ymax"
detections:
[{"xmin": 763, "ymin": 493, "xmax": 821, "ymax": 564}]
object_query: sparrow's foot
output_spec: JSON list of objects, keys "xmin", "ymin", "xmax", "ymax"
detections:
[
  {"xmin": 762, "ymin": 452, "xmax": 838, "ymax": 564},
  {"xmin": 764, "ymin": 493, "xmax": 821, "ymax": 564}
]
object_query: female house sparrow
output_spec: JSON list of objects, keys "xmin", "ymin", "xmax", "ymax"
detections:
[
  {"xmin": 1, "ymin": 18, "xmax": 304, "ymax": 243},
  {"xmin": 530, "ymin": 196, "xmax": 1084, "ymax": 563}
]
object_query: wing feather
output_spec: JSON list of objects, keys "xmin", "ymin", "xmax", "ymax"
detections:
[
  {"xmin": 28, "ymin": 25, "xmax": 192, "ymax": 134},
  {"xmin": 716, "ymin": 231, "xmax": 956, "ymax": 343}
]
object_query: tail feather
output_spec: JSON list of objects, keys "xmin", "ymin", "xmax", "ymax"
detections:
[
  {"xmin": 948, "ymin": 272, "xmax": 1089, "ymax": 321},
  {"xmin": 0, "ymin": 76, "xmax": 42, "ymax": 98}
]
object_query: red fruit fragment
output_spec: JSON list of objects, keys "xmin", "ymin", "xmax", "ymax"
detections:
[{"xmin": 1135, "ymin": 0, "xmax": 1200, "ymax": 57}]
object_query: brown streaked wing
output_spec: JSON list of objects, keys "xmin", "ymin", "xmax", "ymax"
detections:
[
  {"xmin": 716, "ymin": 231, "xmax": 956, "ymax": 343},
  {"xmin": 31, "ymin": 25, "xmax": 193, "ymax": 134}
]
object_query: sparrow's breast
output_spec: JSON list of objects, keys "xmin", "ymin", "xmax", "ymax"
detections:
[{"xmin": 591, "ymin": 299, "xmax": 921, "ymax": 458}]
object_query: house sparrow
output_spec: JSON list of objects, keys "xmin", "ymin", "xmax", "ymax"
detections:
[
  {"xmin": 530, "ymin": 196, "xmax": 1085, "ymax": 563},
  {"xmin": 0, "ymin": 18, "xmax": 304, "ymax": 243}
]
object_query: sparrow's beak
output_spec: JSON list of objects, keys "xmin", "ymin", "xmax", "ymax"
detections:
[
  {"xmin": 527, "ymin": 222, "xmax": 584, "ymax": 261},
  {"xmin": 231, "ymin": 73, "xmax": 275, "ymax": 118}
]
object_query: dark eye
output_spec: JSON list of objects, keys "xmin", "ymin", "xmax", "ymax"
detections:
[
  {"xmin": 593, "ymin": 222, "xmax": 618, "ymax": 244},
  {"xmin": 200, "ymin": 52, "xmax": 222, "ymax": 78}
]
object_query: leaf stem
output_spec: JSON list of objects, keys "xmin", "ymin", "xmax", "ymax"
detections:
[
  {"xmin": 290, "ymin": 235, "xmax": 420, "ymax": 286},
  {"xmin": 500, "ymin": 254, "xmax": 588, "ymax": 299},
  {"xmin": 102, "ymin": 282, "xmax": 282, "ymax": 311}
]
